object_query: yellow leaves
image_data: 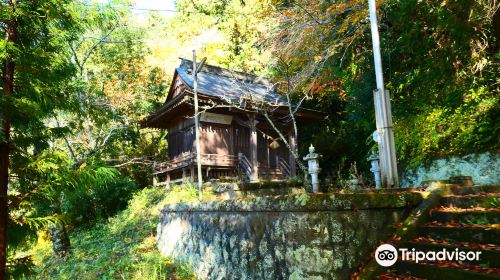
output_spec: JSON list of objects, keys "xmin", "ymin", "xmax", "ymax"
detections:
[
  {"xmin": 270, "ymin": 0, "xmax": 371, "ymax": 86},
  {"xmin": 95, "ymin": 58, "xmax": 166, "ymax": 112}
]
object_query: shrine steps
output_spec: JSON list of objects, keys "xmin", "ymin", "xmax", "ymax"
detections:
[{"xmin": 388, "ymin": 185, "xmax": 500, "ymax": 279}]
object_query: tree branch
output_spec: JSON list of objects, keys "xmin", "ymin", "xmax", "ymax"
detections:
[
  {"xmin": 53, "ymin": 115, "xmax": 76, "ymax": 162},
  {"xmin": 80, "ymin": 24, "xmax": 119, "ymax": 70}
]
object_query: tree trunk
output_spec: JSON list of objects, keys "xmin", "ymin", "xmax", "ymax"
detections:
[
  {"xmin": 0, "ymin": 10, "xmax": 17, "ymax": 279},
  {"xmin": 48, "ymin": 222, "xmax": 71, "ymax": 259},
  {"xmin": 262, "ymin": 113, "xmax": 309, "ymax": 178}
]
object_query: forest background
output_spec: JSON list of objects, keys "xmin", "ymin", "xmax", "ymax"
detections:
[{"xmin": 1, "ymin": 0, "xmax": 498, "ymax": 277}]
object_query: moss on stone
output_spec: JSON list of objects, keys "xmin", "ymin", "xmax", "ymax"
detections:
[
  {"xmin": 158, "ymin": 198, "xmax": 409, "ymax": 279},
  {"xmin": 356, "ymin": 184, "xmax": 451, "ymax": 280},
  {"xmin": 162, "ymin": 190, "xmax": 425, "ymax": 213},
  {"xmin": 239, "ymin": 179, "xmax": 302, "ymax": 190}
]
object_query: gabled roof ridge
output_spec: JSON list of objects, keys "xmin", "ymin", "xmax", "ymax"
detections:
[{"xmin": 179, "ymin": 58, "xmax": 273, "ymax": 87}]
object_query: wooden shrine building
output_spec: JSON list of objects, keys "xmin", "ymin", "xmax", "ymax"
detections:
[{"xmin": 141, "ymin": 58, "xmax": 322, "ymax": 184}]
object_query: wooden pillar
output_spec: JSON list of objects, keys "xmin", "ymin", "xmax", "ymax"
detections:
[
  {"xmin": 152, "ymin": 162, "xmax": 158, "ymax": 186},
  {"xmin": 166, "ymin": 173, "xmax": 170, "ymax": 188},
  {"xmin": 249, "ymin": 115, "xmax": 259, "ymax": 182},
  {"xmin": 182, "ymin": 168, "xmax": 187, "ymax": 181},
  {"xmin": 267, "ymin": 138, "xmax": 271, "ymax": 168},
  {"xmin": 288, "ymin": 130, "xmax": 297, "ymax": 178},
  {"xmin": 190, "ymin": 165, "xmax": 195, "ymax": 182}
]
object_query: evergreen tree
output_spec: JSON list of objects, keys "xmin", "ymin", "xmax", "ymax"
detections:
[{"xmin": 1, "ymin": 0, "xmax": 78, "ymax": 276}]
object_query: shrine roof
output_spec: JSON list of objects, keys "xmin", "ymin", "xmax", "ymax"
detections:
[
  {"xmin": 141, "ymin": 59, "xmax": 324, "ymax": 129},
  {"xmin": 175, "ymin": 58, "xmax": 287, "ymax": 106}
]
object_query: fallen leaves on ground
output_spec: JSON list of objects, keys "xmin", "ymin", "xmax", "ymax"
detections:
[
  {"xmin": 443, "ymin": 193, "xmax": 500, "ymax": 198},
  {"xmin": 423, "ymin": 221, "xmax": 500, "ymax": 229},
  {"xmin": 377, "ymin": 272, "xmax": 426, "ymax": 279},
  {"xmin": 416, "ymin": 260, "xmax": 500, "ymax": 275},
  {"xmin": 410, "ymin": 236, "xmax": 500, "ymax": 250},
  {"xmin": 432, "ymin": 206, "xmax": 500, "ymax": 212}
]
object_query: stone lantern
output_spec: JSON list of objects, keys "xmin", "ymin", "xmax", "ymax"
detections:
[
  {"xmin": 368, "ymin": 151, "xmax": 381, "ymax": 189},
  {"xmin": 303, "ymin": 144, "xmax": 321, "ymax": 193}
]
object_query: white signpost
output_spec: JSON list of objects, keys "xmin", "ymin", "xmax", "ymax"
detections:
[
  {"xmin": 200, "ymin": 112, "xmax": 233, "ymax": 125},
  {"xmin": 368, "ymin": 0, "xmax": 399, "ymax": 188}
]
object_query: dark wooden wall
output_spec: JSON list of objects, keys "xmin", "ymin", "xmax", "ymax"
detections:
[
  {"xmin": 167, "ymin": 116, "xmax": 195, "ymax": 159},
  {"xmin": 167, "ymin": 117, "xmax": 290, "ymax": 170},
  {"xmin": 256, "ymin": 128, "xmax": 289, "ymax": 169},
  {"xmin": 200, "ymin": 123, "xmax": 231, "ymax": 155},
  {"xmin": 258, "ymin": 131, "xmax": 268, "ymax": 166},
  {"xmin": 233, "ymin": 123, "xmax": 250, "ymax": 158}
]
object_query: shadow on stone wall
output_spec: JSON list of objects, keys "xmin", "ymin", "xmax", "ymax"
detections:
[
  {"xmin": 157, "ymin": 192, "xmax": 423, "ymax": 279},
  {"xmin": 401, "ymin": 152, "xmax": 500, "ymax": 187}
]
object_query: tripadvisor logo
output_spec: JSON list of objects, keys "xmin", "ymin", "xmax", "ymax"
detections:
[
  {"xmin": 375, "ymin": 244, "xmax": 398, "ymax": 267},
  {"xmin": 375, "ymin": 244, "xmax": 482, "ymax": 267}
]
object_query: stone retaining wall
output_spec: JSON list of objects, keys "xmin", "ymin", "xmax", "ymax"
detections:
[
  {"xmin": 157, "ymin": 192, "xmax": 423, "ymax": 279},
  {"xmin": 401, "ymin": 152, "xmax": 499, "ymax": 187}
]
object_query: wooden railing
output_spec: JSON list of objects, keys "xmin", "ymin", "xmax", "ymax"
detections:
[
  {"xmin": 154, "ymin": 152, "xmax": 237, "ymax": 174},
  {"xmin": 238, "ymin": 153, "xmax": 252, "ymax": 181},
  {"xmin": 154, "ymin": 152, "xmax": 292, "ymax": 180},
  {"xmin": 278, "ymin": 156, "xmax": 291, "ymax": 178},
  {"xmin": 154, "ymin": 152, "xmax": 194, "ymax": 174},
  {"xmin": 199, "ymin": 154, "xmax": 237, "ymax": 166}
]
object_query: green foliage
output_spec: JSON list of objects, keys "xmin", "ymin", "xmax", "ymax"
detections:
[
  {"xmin": 60, "ymin": 175, "xmax": 138, "ymax": 226},
  {"xmin": 490, "ymin": 197, "xmax": 499, "ymax": 208},
  {"xmin": 6, "ymin": 255, "xmax": 33, "ymax": 280},
  {"xmin": 8, "ymin": 150, "xmax": 141, "ymax": 275},
  {"xmin": 384, "ymin": 0, "xmax": 500, "ymax": 166},
  {"xmin": 2, "ymin": 1, "xmax": 82, "ymax": 274},
  {"xmin": 28, "ymin": 186, "xmax": 196, "ymax": 280},
  {"xmin": 4, "ymin": 0, "xmax": 168, "ymax": 274},
  {"xmin": 2, "ymin": 0, "xmax": 498, "ymax": 277},
  {"xmin": 465, "ymin": 215, "xmax": 492, "ymax": 226},
  {"xmin": 294, "ymin": 193, "xmax": 311, "ymax": 206},
  {"xmin": 270, "ymin": 0, "xmax": 499, "ymax": 175},
  {"xmin": 172, "ymin": 0, "xmax": 273, "ymax": 74}
]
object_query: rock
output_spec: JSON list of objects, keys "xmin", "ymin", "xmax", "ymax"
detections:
[{"xmin": 49, "ymin": 222, "xmax": 71, "ymax": 259}]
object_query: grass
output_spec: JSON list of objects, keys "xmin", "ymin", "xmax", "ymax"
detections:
[
  {"xmin": 26, "ymin": 184, "xmax": 199, "ymax": 280},
  {"xmin": 464, "ymin": 215, "xmax": 493, "ymax": 226}
]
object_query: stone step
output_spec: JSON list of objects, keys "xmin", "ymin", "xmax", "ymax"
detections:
[
  {"xmin": 417, "ymin": 225, "xmax": 500, "ymax": 244},
  {"xmin": 440, "ymin": 194, "xmax": 500, "ymax": 209},
  {"xmin": 259, "ymin": 171, "xmax": 284, "ymax": 176},
  {"xmin": 448, "ymin": 176, "xmax": 475, "ymax": 187},
  {"xmin": 394, "ymin": 261, "xmax": 500, "ymax": 280},
  {"xmin": 430, "ymin": 209, "xmax": 500, "ymax": 224},
  {"xmin": 257, "ymin": 170, "xmax": 284, "ymax": 174},
  {"xmin": 377, "ymin": 271, "xmax": 426, "ymax": 279},
  {"xmin": 449, "ymin": 185, "xmax": 500, "ymax": 195},
  {"xmin": 399, "ymin": 241, "xmax": 500, "ymax": 267}
]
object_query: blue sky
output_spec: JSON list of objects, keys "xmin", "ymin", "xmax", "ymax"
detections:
[
  {"xmin": 133, "ymin": 0, "xmax": 175, "ymax": 12},
  {"xmin": 96, "ymin": 0, "xmax": 177, "ymax": 18},
  {"xmin": 132, "ymin": 0, "xmax": 176, "ymax": 18}
]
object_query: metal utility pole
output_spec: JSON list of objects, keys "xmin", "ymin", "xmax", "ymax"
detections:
[
  {"xmin": 192, "ymin": 50, "xmax": 206, "ymax": 199},
  {"xmin": 368, "ymin": 0, "xmax": 399, "ymax": 188}
]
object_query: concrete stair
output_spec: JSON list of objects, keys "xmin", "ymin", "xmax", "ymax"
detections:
[
  {"xmin": 440, "ymin": 193, "xmax": 500, "ymax": 208},
  {"xmin": 429, "ymin": 208, "xmax": 500, "ymax": 224},
  {"xmin": 416, "ymin": 225, "xmax": 500, "ymax": 244},
  {"xmin": 394, "ymin": 261, "xmax": 500, "ymax": 279},
  {"xmin": 389, "ymin": 185, "xmax": 500, "ymax": 279},
  {"xmin": 258, "ymin": 167, "xmax": 286, "ymax": 181}
]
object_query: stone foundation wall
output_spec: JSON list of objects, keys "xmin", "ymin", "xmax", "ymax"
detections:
[
  {"xmin": 401, "ymin": 152, "xmax": 500, "ymax": 187},
  {"xmin": 157, "ymin": 193, "xmax": 422, "ymax": 279}
]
